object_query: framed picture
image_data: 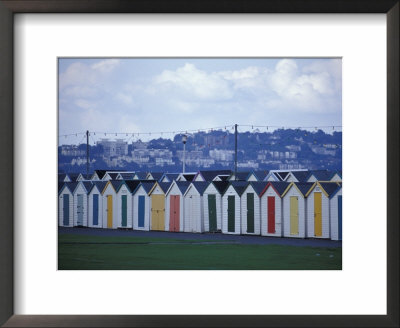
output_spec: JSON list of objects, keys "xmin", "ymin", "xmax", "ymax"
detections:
[{"xmin": 0, "ymin": 0, "xmax": 398, "ymax": 327}]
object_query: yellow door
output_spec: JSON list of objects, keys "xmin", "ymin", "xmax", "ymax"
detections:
[
  {"xmin": 314, "ymin": 192, "xmax": 322, "ymax": 237},
  {"xmin": 290, "ymin": 196, "xmax": 298, "ymax": 235},
  {"xmin": 107, "ymin": 195, "xmax": 113, "ymax": 228},
  {"xmin": 151, "ymin": 195, "xmax": 165, "ymax": 231}
]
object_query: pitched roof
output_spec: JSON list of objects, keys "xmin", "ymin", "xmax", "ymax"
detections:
[
  {"xmin": 58, "ymin": 181, "xmax": 65, "ymax": 192},
  {"xmin": 217, "ymin": 175, "xmax": 230, "ymax": 181},
  {"xmin": 158, "ymin": 182, "xmax": 173, "ymax": 193},
  {"xmin": 165, "ymin": 173, "xmax": 180, "ymax": 181},
  {"xmin": 253, "ymin": 170, "xmax": 269, "ymax": 181},
  {"xmin": 274, "ymin": 171, "xmax": 290, "ymax": 181},
  {"xmin": 58, "ymin": 173, "xmax": 67, "ymax": 182},
  {"xmin": 308, "ymin": 170, "xmax": 334, "ymax": 181},
  {"xmin": 148, "ymin": 172, "xmax": 163, "ymax": 180},
  {"xmin": 91, "ymin": 181, "xmax": 107, "ymax": 193},
  {"xmin": 94, "ymin": 170, "xmax": 108, "ymax": 179},
  {"xmin": 81, "ymin": 181, "xmax": 93, "ymax": 193},
  {"xmin": 249, "ymin": 181, "xmax": 269, "ymax": 196},
  {"xmin": 135, "ymin": 172, "xmax": 147, "ymax": 180},
  {"xmin": 109, "ymin": 180, "xmax": 123, "ymax": 192},
  {"xmin": 183, "ymin": 173, "xmax": 196, "ymax": 181},
  {"xmin": 108, "ymin": 172, "xmax": 119, "ymax": 180},
  {"xmin": 186, "ymin": 181, "xmax": 209, "ymax": 196},
  {"xmin": 124, "ymin": 180, "xmax": 141, "ymax": 193},
  {"xmin": 175, "ymin": 181, "xmax": 191, "ymax": 194},
  {"xmin": 119, "ymin": 172, "xmax": 135, "ymax": 180},
  {"xmin": 228, "ymin": 181, "xmax": 249, "ymax": 196},
  {"xmin": 234, "ymin": 171, "xmax": 251, "ymax": 181},
  {"xmin": 197, "ymin": 170, "xmax": 232, "ymax": 181},
  {"xmin": 212, "ymin": 181, "xmax": 230, "ymax": 194},
  {"xmin": 293, "ymin": 182, "xmax": 314, "ymax": 196},
  {"xmin": 137, "ymin": 182, "xmax": 155, "ymax": 194},
  {"xmin": 267, "ymin": 181, "xmax": 291, "ymax": 196},
  {"xmin": 291, "ymin": 170, "xmax": 310, "ymax": 182},
  {"xmin": 318, "ymin": 182, "xmax": 342, "ymax": 198},
  {"xmin": 67, "ymin": 173, "xmax": 80, "ymax": 182},
  {"xmin": 61, "ymin": 181, "xmax": 79, "ymax": 194}
]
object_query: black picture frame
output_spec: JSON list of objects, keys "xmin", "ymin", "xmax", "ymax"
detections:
[{"xmin": 0, "ymin": 1, "xmax": 398, "ymax": 327}]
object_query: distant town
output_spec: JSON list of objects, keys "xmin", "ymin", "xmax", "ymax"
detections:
[{"xmin": 58, "ymin": 128, "xmax": 342, "ymax": 173}]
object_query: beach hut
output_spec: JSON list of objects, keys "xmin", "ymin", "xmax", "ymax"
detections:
[
  {"xmin": 148, "ymin": 182, "xmax": 172, "ymax": 231},
  {"xmin": 146, "ymin": 172, "xmax": 163, "ymax": 181},
  {"xmin": 281, "ymin": 182, "xmax": 313, "ymax": 238},
  {"xmin": 285, "ymin": 170, "xmax": 309, "ymax": 183},
  {"xmin": 133, "ymin": 172, "xmax": 147, "ymax": 180},
  {"xmin": 132, "ymin": 182, "xmax": 155, "ymax": 231},
  {"xmin": 229, "ymin": 171, "xmax": 250, "ymax": 181},
  {"xmin": 72, "ymin": 181, "xmax": 92, "ymax": 226},
  {"xmin": 330, "ymin": 170, "xmax": 342, "ymax": 182},
  {"xmin": 221, "ymin": 181, "xmax": 248, "ymax": 235},
  {"xmin": 165, "ymin": 181, "xmax": 190, "ymax": 232},
  {"xmin": 203, "ymin": 181, "xmax": 229, "ymax": 232},
  {"xmin": 77, "ymin": 173, "xmax": 91, "ymax": 181},
  {"xmin": 194, "ymin": 170, "xmax": 232, "ymax": 182},
  {"xmin": 260, "ymin": 181, "xmax": 290, "ymax": 237},
  {"xmin": 264, "ymin": 171, "xmax": 280, "ymax": 182},
  {"xmin": 58, "ymin": 182, "xmax": 78, "ymax": 227},
  {"xmin": 306, "ymin": 170, "xmax": 334, "ymax": 182},
  {"xmin": 183, "ymin": 181, "xmax": 209, "ymax": 233},
  {"xmin": 101, "ymin": 180, "xmax": 123, "ymax": 229},
  {"xmin": 329, "ymin": 183, "xmax": 342, "ymax": 241},
  {"xmin": 240, "ymin": 181, "xmax": 268, "ymax": 235},
  {"xmin": 115, "ymin": 181, "xmax": 134, "ymax": 228},
  {"xmin": 159, "ymin": 173, "xmax": 179, "ymax": 183},
  {"xmin": 305, "ymin": 182, "xmax": 342, "ymax": 239},
  {"xmin": 88, "ymin": 181, "xmax": 107, "ymax": 228},
  {"xmin": 253, "ymin": 170, "xmax": 269, "ymax": 182}
]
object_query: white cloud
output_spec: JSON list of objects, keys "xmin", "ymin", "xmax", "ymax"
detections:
[
  {"xmin": 91, "ymin": 59, "xmax": 120, "ymax": 73},
  {"xmin": 155, "ymin": 63, "xmax": 233, "ymax": 100},
  {"xmin": 115, "ymin": 92, "xmax": 133, "ymax": 105},
  {"xmin": 75, "ymin": 99, "xmax": 96, "ymax": 110}
]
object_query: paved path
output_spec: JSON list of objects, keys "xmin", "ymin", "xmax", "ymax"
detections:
[{"xmin": 59, "ymin": 227, "xmax": 342, "ymax": 248}]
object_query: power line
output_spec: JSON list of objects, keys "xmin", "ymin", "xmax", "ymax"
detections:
[{"xmin": 58, "ymin": 124, "xmax": 342, "ymax": 139}]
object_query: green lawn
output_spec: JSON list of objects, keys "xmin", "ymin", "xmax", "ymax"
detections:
[{"xmin": 58, "ymin": 234, "xmax": 342, "ymax": 270}]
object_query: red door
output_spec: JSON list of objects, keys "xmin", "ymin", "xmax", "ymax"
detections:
[
  {"xmin": 169, "ymin": 195, "xmax": 180, "ymax": 232},
  {"xmin": 267, "ymin": 196, "xmax": 275, "ymax": 233}
]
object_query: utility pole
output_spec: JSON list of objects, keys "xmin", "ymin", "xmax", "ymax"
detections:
[
  {"xmin": 234, "ymin": 124, "xmax": 238, "ymax": 180},
  {"xmin": 86, "ymin": 130, "xmax": 89, "ymax": 177},
  {"xmin": 182, "ymin": 134, "xmax": 187, "ymax": 173}
]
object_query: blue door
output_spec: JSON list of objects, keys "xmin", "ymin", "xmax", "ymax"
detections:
[
  {"xmin": 138, "ymin": 195, "xmax": 145, "ymax": 228},
  {"xmin": 93, "ymin": 194, "xmax": 99, "ymax": 226},
  {"xmin": 77, "ymin": 194, "xmax": 84, "ymax": 226},
  {"xmin": 338, "ymin": 195, "xmax": 342, "ymax": 240},
  {"xmin": 63, "ymin": 194, "xmax": 69, "ymax": 226}
]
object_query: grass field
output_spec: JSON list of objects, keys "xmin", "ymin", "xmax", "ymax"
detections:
[{"xmin": 58, "ymin": 233, "xmax": 342, "ymax": 270}]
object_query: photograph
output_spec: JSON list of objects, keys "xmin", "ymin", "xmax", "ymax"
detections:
[{"xmin": 58, "ymin": 57, "xmax": 342, "ymax": 270}]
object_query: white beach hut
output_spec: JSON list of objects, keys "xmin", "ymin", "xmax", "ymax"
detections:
[
  {"xmin": 165, "ymin": 181, "xmax": 190, "ymax": 232},
  {"xmin": 240, "ymin": 181, "xmax": 268, "ymax": 235},
  {"xmin": 148, "ymin": 182, "xmax": 172, "ymax": 231},
  {"xmin": 183, "ymin": 182, "xmax": 209, "ymax": 233},
  {"xmin": 115, "ymin": 181, "xmax": 134, "ymax": 229},
  {"xmin": 88, "ymin": 181, "xmax": 107, "ymax": 228},
  {"xmin": 203, "ymin": 181, "xmax": 229, "ymax": 232},
  {"xmin": 72, "ymin": 181, "xmax": 92, "ymax": 226},
  {"xmin": 101, "ymin": 180, "xmax": 122, "ymax": 229},
  {"xmin": 281, "ymin": 182, "xmax": 313, "ymax": 238},
  {"xmin": 259, "ymin": 181, "xmax": 290, "ymax": 237},
  {"xmin": 132, "ymin": 182, "xmax": 155, "ymax": 231},
  {"xmin": 58, "ymin": 182, "xmax": 78, "ymax": 227},
  {"xmin": 221, "ymin": 181, "xmax": 248, "ymax": 235},
  {"xmin": 305, "ymin": 182, "xmax": 342, "ymax": 239}
]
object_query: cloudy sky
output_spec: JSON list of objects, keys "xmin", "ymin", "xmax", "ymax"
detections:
[{"xmin": 58, "ymin": 58, "xmax": 342, "ymax": 144}]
